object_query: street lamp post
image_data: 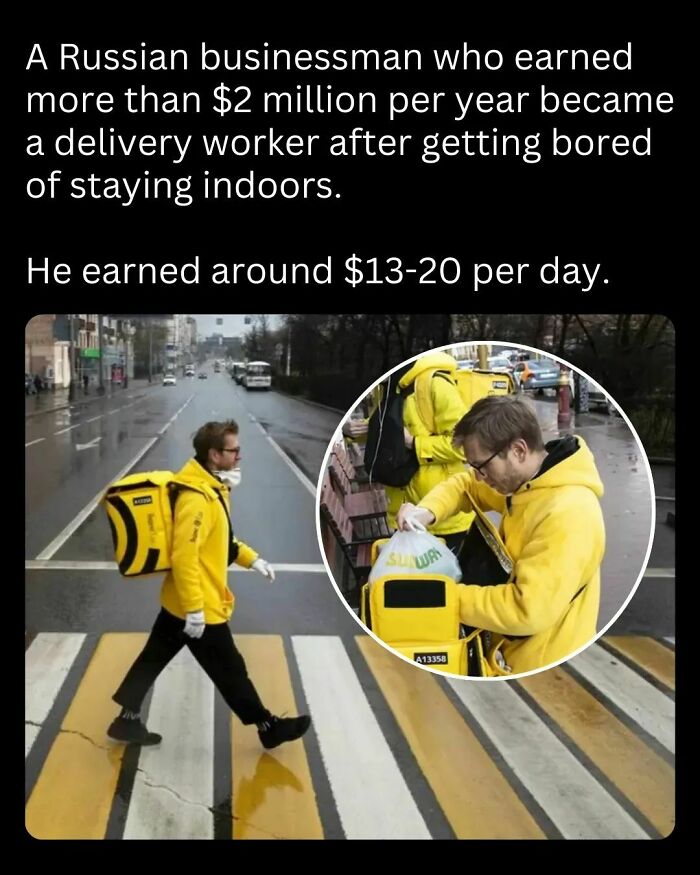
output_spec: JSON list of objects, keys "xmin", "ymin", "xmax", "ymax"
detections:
[
  {"xmin": 68, "ymin": 314, "xmax": 76, "ymax": 401},
  {"xmin": 97, "ymin": 315, "xmax": 105, "ymax": 395},
  {"xmin": 286, "ymin": 324, "xmax": 291, "ymax": 377},
  {"xmin": 124, "ymin": 322, "xmax": 129, "ymax": 388},
  {"xmin": 148, "ymin": 320, "xmax": 153, "ymax": 383}
]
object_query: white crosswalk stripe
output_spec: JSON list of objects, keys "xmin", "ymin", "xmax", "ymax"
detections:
[
  {"xmin": 568, "ymin": 644, "xmax": 675, "ymax": 753},
  {"xmin": 25, "ymin": 633, "xmax": 85, "ymax": 757},
  {"xmin": 123, "ymin": 648, "xmax": 215, "ymax": 840},
  {"xmin": 447, "ymin": 678, "xmax": 649, "ymax": 839},
  {"xmin": 292, "ymin": 635, "xmax": 431, "ymax": 840}
]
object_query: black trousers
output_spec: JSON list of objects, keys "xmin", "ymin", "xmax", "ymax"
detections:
[{"xmin": 113, "ymin": 608, "xmax": 272, "ymax": 725}]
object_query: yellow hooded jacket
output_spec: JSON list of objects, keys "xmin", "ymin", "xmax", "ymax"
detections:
[
  {"xmin": 418, "ymin": 435, "xmax": 605, "ymax": 673},
  {"xmin": 160, "ymin": 458, "xmax": 258, "ymax": 624},
  {"xmin": 385, "ymin": 352, "xmax": 473, "ymax": 536}
]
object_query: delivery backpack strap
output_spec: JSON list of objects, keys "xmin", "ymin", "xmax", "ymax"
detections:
[{"xmin": 213, "ymin": 490, "xmax": 241, "ymax": 566}]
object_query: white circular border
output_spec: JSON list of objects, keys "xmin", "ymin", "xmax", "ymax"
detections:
[{"xmin": 315, "ymin": 339, "xmax": 657, "ymax": 683}]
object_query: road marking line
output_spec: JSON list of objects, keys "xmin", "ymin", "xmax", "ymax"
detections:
[
  {"xmin": 568, "ymin": 645, "xmax": 675, "ymax": 754},
  {"xmin": 642, "ymin": 568, "xmax": 674, "ymax": 578},
  {"xmin": 124, "ymin": 648, "xmax": 214, "ymax": 840},
  {"xmin": 251, "ymin": 419, "xmax": 316, "ymax": 498},
  {"xmin": 234, "ymin": 636, "xmax": 323, "ymax": 839},
  {"xmin": 86, "ymin": 416, "xmax": 102, "ymax": 423},
  {"xmin": 76, "ymin": 437, "xmax": 102, "ymax": 451},
  {"xmin": 292, "ymin": 635, "xmax": 430, "ymax": 839},
  {"xmin": 603, "ymin": 637, "xmax": 675, "ymax": 691},
  {"xmin": 447, "ymin": 678, "xmax": 649, "ymax": 839},
  {"xmin": 107, "ymin": 410, "xmax": 119, "ymax": 416},
  {"xmin": 34, "ymin": 436, "xmax": 158, "ymax": 560},
  {"xmin": 25, "ymin": 633, "xmax": 86, "ymax": 758},
  {"xmin": 35, "ymin": 396, "xmax": 194, "ymax": 561},
  {"xmin": 25, "ymin": 560, "xmax": 327, "ymax": 572},
  {"xmin": 159, "ymin": 396, "xmax": 194, "ymax": 435},
  {"xmin": 25, "ymin": 634, "xmax": 147, "ymax": 839},
  {"xmin": 358, "ymin": 637, "xmax": 545, "ymax": 839},
  {"xmin": 518, "ymin": 668, "xmax": 675, "ymax": 838},
  {"xmin": 25, "ymin": 438, "xmax": 45, "ymax": 448},
  {"xmin": 54, "ymin": 424, "xmax": 80, "ymax": 435}
]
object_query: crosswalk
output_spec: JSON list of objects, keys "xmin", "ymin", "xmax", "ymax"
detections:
[{"xmin": 25, "ymin": 632, "xmax": 675, "ymax": 840}]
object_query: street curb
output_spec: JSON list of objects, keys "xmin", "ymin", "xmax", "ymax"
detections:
[
  {"xmin": 25, "ymin": 383, "xmax": 159, "ymax": 420},
  {"xmin": 273, "ymin": 388, "xmax": 345, "ymax": 415}
]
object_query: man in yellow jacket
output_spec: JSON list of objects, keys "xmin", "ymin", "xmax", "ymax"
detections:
[
  {"xmin": 397, "ymin": 396, "xmax": 605, "ymax": 675},
  {"xmin": 108, "ymin": 420, "xmax": 311, "ymax": 748},
  {"xmin": 374, "ymin": 352, "xmax": 474, "ymax": 556}
]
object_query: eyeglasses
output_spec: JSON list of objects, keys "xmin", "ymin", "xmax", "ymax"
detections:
[
  {"xmin": 467, "ymin": 444, "xmax": 507, "ymax": 475},
  {"xmin": 219, "ymin": 446, "xmax": 241, "ymax": 456}
]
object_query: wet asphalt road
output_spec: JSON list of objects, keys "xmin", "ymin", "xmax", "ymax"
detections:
[
  {"xmin": 25, "ymin": 369, "xmax": 352, "ymax": 637},
  {"xmin": 25, "ymin": 375, "xmax": 673, "ymax": 638}
]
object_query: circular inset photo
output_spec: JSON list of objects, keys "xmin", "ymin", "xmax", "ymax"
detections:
[{"xmin": 316, "ymin": 341, "xmax": 654, "ymax": 681}]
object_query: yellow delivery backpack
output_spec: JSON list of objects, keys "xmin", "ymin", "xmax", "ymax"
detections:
[
  {"xmin": 360, "ymin": 540, "xmax": 491, "ymax": 676},
  {"xmin": 414, "ymin": 367, "xmax": 516, "ymax": 433},
  {"xmin": 103, "ymin": 471, "xmax": 215, "ymax": 577}
]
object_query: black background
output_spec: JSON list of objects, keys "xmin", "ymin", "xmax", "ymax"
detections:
[
  {"xmin": 18, "ymin": 20, "xmax": 687, "ymax": 313},
  {"xmin": 18, "ymin": 13, "xmax": 686, "ymax": 854}
]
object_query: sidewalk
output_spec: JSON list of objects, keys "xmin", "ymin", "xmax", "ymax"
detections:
[{"xmin": 25, "ymin": 378, "xmax": 159, "ymax": 418}]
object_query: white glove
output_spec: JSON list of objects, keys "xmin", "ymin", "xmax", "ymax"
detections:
[
  {"xmin": 183, "ymin": 610, "xmax": 206, "ymax": 639},
  {"xmin": 397, "ymin": 503, "xmax": 433, "ymax": 532},
  {"xmin": 252, "ymin": 558, "xmax": 276, "ymax": 582}
]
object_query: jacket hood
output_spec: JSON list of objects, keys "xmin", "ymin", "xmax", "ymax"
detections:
[
  {"xmin": 399, "ymin": 352, "xmax": 458, "ymax": 389},
  {"xmin": 524, "ymin": 435, "xmax": 603, "ymax": 498},
  {"xmin": 177, "ymin": 458, "xmax": 227, "ymax": 496}
]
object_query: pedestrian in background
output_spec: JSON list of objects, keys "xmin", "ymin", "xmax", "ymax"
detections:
[
  {"xmin": 374, "ymin": 352, "xmax": 473, "ymax": 557},
  {"xmin": 108, "ymin": 419, "xmax": 311, "ymax": 749}
]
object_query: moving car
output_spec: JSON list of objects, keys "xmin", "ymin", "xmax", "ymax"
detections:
[
  {"xmin": 197, "ymin": 372, "xmax": 208, "ymax": 380},
  {"xmin": 163, "ymin": 374, "xmax": 177, "ymax": 386}
]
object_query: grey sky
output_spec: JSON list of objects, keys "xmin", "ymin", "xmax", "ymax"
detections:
[{"xmin": 189, "ymin": 314, "xmax": 283, "ymax": 339}]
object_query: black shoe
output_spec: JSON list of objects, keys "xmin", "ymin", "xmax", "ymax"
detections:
[
  {"xmin": 258, "ymin": 715, "xmax": 311, "ymax": 750},
  {"xmin": 107, "ymin": 716, "xmax": 162, "ymax": 746}
]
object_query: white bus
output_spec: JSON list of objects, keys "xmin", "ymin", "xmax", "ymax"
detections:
[{"xmin": 243, "ymin": 360, "xmax": 272, "ymax": 390}]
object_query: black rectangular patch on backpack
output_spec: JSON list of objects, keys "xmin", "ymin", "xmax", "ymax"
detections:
[{"xmin": 364, "ymin": 382, "xmax": 419, "ymax": 487}]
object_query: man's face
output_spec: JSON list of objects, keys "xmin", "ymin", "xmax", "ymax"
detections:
[
  {"xmin": 463, "ymin": 436, "xmax": 528, "ymax": 495},
  {"xmin": 211, "ymin": 434, "xmax": 241, "ymax": 472}
]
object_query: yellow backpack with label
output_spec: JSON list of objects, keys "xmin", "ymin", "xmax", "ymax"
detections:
[
  {"xmin": 413, "ymin": 367, "xmax": 516, "ymax": 433},
  {"xmin": 103, "ymin": 471, "xmax": 216, "ymax": 577}
]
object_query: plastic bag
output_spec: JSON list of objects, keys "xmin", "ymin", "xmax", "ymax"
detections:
[{"xmin": 368, "ymin": 529, "xmax": 462, "ymax": 583}]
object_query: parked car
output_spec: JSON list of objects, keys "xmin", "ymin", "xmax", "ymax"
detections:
[
  {"xmin": 163, "ymin": 374, "xmax": 177, "ymax": 386},
  {"xmin": 516, "ymin": 359, "xmax": 561, "ymax": 392},
  {"xmin": 583, "ymin": 379, "xmax": 619, "ymax": 415},
  {"xmin": 487, "ymin": 356, "xmax": 514, "ymax": 375}
]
